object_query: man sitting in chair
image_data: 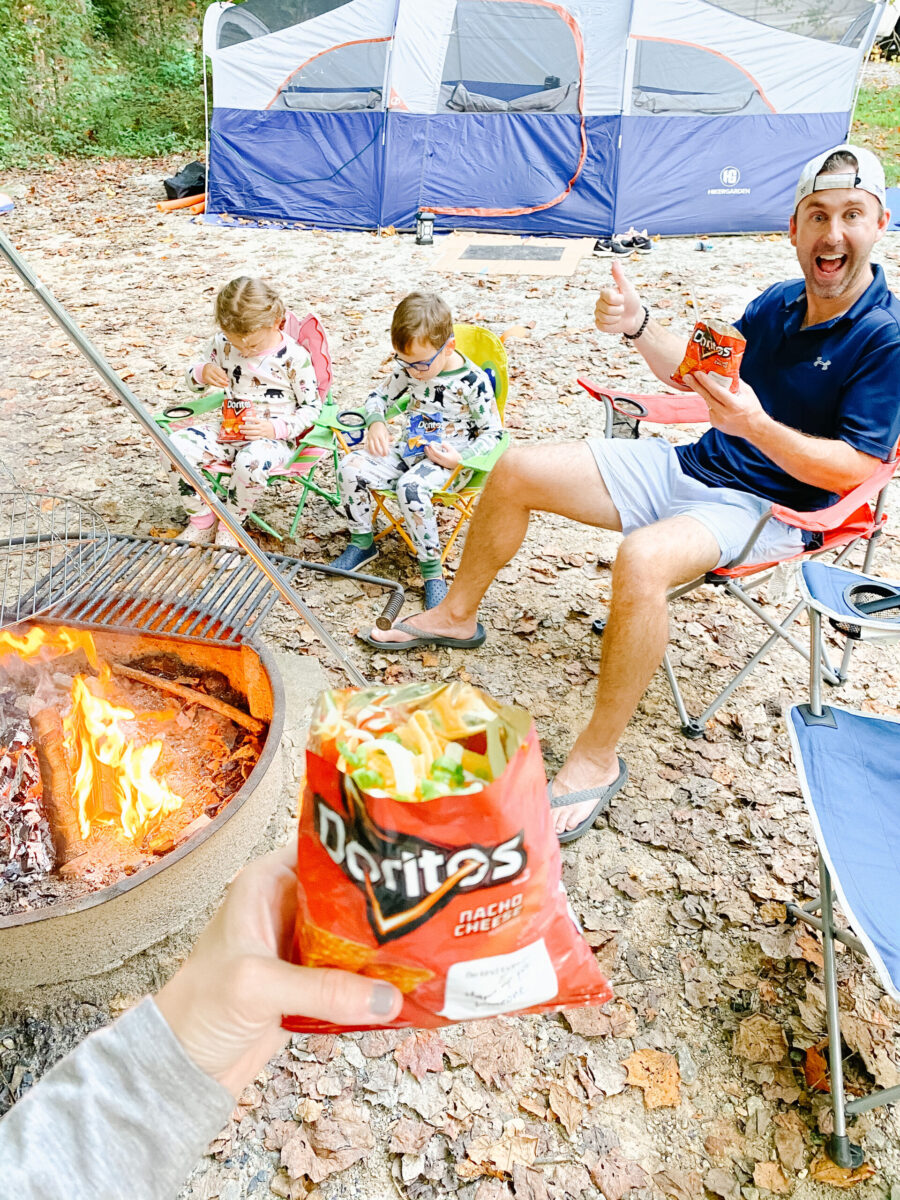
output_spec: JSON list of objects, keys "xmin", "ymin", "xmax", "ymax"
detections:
[{"xmin": 368, "ymin": 145, "xmax": 900, "ymax": 843}]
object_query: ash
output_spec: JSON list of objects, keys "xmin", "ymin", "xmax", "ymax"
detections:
[{"xmin": 0, "ymin": 691, "xmax": 54, "ymax": 886}]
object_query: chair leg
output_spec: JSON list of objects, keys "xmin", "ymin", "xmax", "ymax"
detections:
[
  {"xmin": 440, "ymin": 499, "xmax": 474, "ymax": 563},
  {"xmin": 247, "ymin": 510, "xmax": 282, "ymax": 540},
  {"xmin": 819, "ymin": 857, "xmax": 864, "ymax": 1169},
  {"xmin": 661, "ymin": 651, "xmax": 705, "ymax": 738},
  {"xmin": 670, "ymin": 587, "xmax": 842, "ymax": 734}
]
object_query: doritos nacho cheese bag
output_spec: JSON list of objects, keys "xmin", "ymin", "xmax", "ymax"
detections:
[
  {"xmin": 217, "ymin": 393, "xmax": 252, "ymax": 443},
  {"xmin": 671, "ymin": 319, "xmax": 746, "ymax": 394},
  {"xmin": 283, "ymin": 682, "xmax": 612, "ymax": 1033}
]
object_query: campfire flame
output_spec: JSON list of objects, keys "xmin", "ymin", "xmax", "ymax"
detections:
[
  {"xmin": 5, "ymin": 626, "xmax": 186, "ymax": 842},
  {"xmin": 64, "ymin": 666, "xmax": 186, "ymax": 842},
  {"xmin": 0, "ymin": 626, "xmax": 99, "ymax": 668}
]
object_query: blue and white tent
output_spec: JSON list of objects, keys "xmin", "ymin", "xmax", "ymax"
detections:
[{"xmin": 202, "ymin": 0, "xmax": 886, "ymax": 236}]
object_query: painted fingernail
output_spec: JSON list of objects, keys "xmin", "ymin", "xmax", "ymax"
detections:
[{"xmin": 369, "ymin": 981, "xmax": 399, "ymax": 1016}]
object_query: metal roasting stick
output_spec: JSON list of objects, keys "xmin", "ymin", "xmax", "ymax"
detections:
[{"xmin": 0, "ymin": 230, "xmax": 402, "ymax": 687}]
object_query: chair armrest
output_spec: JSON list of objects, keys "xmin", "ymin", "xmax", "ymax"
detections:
[
  {"xmin": 155, "ymin": 391, "xmax": 224, "ymax": 430},
  {"xmin": 577, "ymin": 377, "xmax": 708, "ymax": 425},
  {"xmin": 459, "ymin": 432, "xmax": 510, "ymax": 474},
  {"xmin": 771, "ymin": 458, "xmax": 899, "ymax": 533}
]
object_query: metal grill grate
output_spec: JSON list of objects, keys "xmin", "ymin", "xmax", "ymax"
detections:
[
  {"xmin": 1, "ymin": 462, "xmax": 110, "ymax": 631},
  {"xmin": 31, "ymin": 535, "xmax": 309, "ymax": 645}
]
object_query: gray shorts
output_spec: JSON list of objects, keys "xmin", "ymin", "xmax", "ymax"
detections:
[{"xmin": 586, "ymin": 436, "xmax": 804, "ymax": 569}]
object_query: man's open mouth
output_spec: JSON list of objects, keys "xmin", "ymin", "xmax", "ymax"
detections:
[{"xmin": 816, "ymin": 253, "xmax": 847, "ymax": 277}]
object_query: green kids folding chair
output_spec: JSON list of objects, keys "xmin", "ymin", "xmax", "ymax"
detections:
[{"xmin": 156, "ymin": 311, "xmax": 359, "ymax": 539}]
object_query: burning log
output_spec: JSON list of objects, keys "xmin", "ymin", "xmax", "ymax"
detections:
[
  {"xmin": 29, "ymin": 708, "xmax": 86, "ymax": 864},
  {"xmin": 109, "ymin": 664, "xmax": 265, "ymax": 734}
]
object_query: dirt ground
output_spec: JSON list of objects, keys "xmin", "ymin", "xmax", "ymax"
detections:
[{"xmin": 1, "ymin": 145, "xmax": 899, "ymax": 1200}]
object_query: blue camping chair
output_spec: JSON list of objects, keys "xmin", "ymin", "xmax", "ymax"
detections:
[{"xmin": 785, "ymin": 561, "xmax": 900, "ymax": 1168}]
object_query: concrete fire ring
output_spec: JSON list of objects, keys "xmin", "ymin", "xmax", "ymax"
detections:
[{"xmin": 0, "ymin": 632, "xmax": 286, "ymax": 991}]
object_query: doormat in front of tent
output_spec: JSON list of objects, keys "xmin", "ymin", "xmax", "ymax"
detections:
[{"xmin": 434, "ymin": 234, "xmax": 594, "ymax": 276}]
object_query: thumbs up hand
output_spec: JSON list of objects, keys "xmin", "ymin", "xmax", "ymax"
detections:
[{"xmin": 595, "ymin": 261, "xmax": 644, "ymax": 337}]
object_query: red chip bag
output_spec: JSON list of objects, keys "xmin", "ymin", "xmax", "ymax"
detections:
[
  {"xmin": 671, "ymin": 319, "xmax": 746, "ymax": 394},
  {"xmin": 283, "ymin": 683, "xmax": 612, "ymax": 1033},
  {"xmin": 217, "ymin": 393, "xmax": 252, "ymax": 443}
]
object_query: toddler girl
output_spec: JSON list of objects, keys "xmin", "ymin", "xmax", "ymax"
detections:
[{"xmin": 173, "ymin": 277, "xmax": 320, "ymax": 547}]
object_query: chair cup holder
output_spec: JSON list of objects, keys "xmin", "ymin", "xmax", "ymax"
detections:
[{"xmin": 844, "ymin": 582, "xmax": 900, "ymax": 622}]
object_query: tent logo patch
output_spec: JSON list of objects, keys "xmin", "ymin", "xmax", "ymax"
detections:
[{"xmin": 708, "ymin": 165, "xmax": 750, "ymax": 197}]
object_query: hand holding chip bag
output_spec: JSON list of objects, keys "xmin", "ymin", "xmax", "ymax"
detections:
[
  {"xmin": 671, "ymin": 319, "xmax": 746, "ymax": 394},
  {"xmin": 283, "ymin": 683, "xmax": 612, "ymax": 1033}
]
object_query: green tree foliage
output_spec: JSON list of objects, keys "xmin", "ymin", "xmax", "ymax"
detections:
[{"xmin": 0, "ymin": 0, "xmax": 219, "ymax": 165}]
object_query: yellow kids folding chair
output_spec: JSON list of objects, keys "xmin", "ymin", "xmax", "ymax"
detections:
[{"xmin": 369, "ymin": 323, "xmax": 510, "ymax": 563}]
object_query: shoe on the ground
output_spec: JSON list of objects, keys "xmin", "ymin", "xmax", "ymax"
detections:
[
  {"xmin": 593, "ymin": 235, "xmax": 630, "ymax": 256},
  {"xmin": 179, "ymin": 520, "xmax": 217, "ymax": 545},
  {"xmin": 215, "ymin": 522, "xmax": 243, "ymax": 551},
  {"xmin": 332, "ymin": 542, "xmax": 378, "ymax": 572},
  {"xmin": 619, "ymin": 227, "xmax": 652, "ymax": 254},
  {"xmin": 424, "ymin": 577, "xmax": 448, "ymax": 609}
]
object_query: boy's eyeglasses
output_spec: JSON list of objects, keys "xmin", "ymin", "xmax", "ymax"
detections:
[{"xmin": 393, "ymin": 339, "xmax": 449, "ymax": 372}]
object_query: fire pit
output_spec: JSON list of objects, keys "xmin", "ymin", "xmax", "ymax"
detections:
[{"xmin": 0, "ymin": 620, "xmax": 284, "ymax": 990}]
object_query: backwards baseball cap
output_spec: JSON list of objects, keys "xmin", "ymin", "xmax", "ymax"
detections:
[{"xmin": 794, "ymin": 143, "xmax": 886, "ymax": 211}]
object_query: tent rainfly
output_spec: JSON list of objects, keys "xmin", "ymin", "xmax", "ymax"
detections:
[{"xmin": 202, "ymin": 0, "xmax": 886, "ymax": 236}]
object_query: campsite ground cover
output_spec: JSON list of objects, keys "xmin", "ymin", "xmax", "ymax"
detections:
[{"xmin": 1, "ymin": 143, "xmax": 900, "ymax": 1199}]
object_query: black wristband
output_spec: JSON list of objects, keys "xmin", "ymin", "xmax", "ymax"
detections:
[{"xmin": 622, "ymin": 305, "xmax": 650, "ymax": 341}]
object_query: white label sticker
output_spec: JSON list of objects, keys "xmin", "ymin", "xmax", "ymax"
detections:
[{"xmin": 439, "ymin": 938, "xmax": 558, "ymax": 1020}]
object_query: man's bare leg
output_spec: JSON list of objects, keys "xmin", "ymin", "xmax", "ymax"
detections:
[
  {"xmin": 369, "ymin": 443, "xmax": 623, "ymax": 644},
  {"xmin": 551, "ymin": 515, "xmax": 721, "ymax": 834}
]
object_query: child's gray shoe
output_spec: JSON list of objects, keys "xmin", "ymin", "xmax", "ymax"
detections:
[
  {"xmin": 424, "ymin": 577, "xmax": 448, "ymax": 609},
  {"xmin": 332, "ymin": 543, "xmax": 378, "ymax": 572}
]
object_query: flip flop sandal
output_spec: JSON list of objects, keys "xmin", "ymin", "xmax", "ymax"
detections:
[
  {"xmin": 549, "ymin": 757, "xmax": 628, "ymax": 844},
  {"xmin": 358, "ymin": 618, "xmax": 487, "ymax": 651}
]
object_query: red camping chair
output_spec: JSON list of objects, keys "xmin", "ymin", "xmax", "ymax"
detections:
[{"xmin": 578, "ymin": 378, "xmax": 898, "ymax": 737}]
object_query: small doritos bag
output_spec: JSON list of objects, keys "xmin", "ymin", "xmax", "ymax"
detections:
[
  {"xmin": 671, "ymin": 319, "xmax": 746, "ymax": 394},
  {"xmin": 283, "ymin": 683, "xmax": 612, "ymax": 1033}
]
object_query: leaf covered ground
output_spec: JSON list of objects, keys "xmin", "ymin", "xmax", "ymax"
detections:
[{"xmin": 0, "ymin": 152, "xmax": 899, "ymax": 1199}]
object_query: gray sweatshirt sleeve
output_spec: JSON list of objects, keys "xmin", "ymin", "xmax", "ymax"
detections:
[{"xmin": 0, "ymin": 996, "xmax": 234, "ymax": 1200}]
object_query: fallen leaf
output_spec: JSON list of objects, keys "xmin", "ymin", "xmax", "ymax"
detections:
[
  {"xmin": 704, "ymin": 1167, "xmax": 740, "ymax": 1199},
  {"xmin": 547, "ymin": 1081, "xmax": 585, "ymax": 1137},
  {"xmin": 563, "ymin": 1000, "xmax": 636, "ymax": 1039},
  {"xmin": 733, "ymin": 1015, "xmax": 788, "ymax": 1063},
  {"xmin": 654, "ymin": 1166, "xmax": 704, "ymax": 1199},
  {"xmin": 808, "ymin": 1151, "xmax": 876, "ymax": 1187},
  {"xmin": 394, "ymin": 1030, "xmax": 447, "ymax": 1080},
  {"xmin": 621, "ymin": 1048, "xmax": 681, "ymax": 1108},
  {"xmin": 589, "ymin": 1149, "xmax": 649, "ymax": 1199},
  {"xmin": 464, "ymin": 1022, "xmax": 533, "ymax": 1087},
  {"xmin": 474, "ymin": 1181, "xmax": 513, "ymax": 1200},
  {"xmin": 773, "ymin": 1110, "xmax": 807, "ymax": 1171},
  {"xmin": 510, "ymin": 1164, "xmax": 550, "ymax": 1200},
  {"xmin": 758, "ymin": 901, "xmax": 787, "ymax": 924},
  {"xmin": 389, "ymin": 1117, "xmax": 433, "ymax": 1155},
  {"xmin": 752, "ymin": 1161, "xmax": 791, "ymax": 1194}
]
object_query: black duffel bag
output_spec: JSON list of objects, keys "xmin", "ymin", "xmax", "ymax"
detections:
[{"xmin": 163, "ymin": 161, "xmax": 206, "ymax": 200}]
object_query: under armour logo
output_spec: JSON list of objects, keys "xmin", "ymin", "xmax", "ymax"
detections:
[{"xmin": 814, "ymin": 357, "xmax": 831, "ymax": 371}]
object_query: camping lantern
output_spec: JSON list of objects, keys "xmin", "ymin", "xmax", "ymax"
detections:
[{"xmin": 415, "ymin": 210, "xmax": 434, "ymax": 246}]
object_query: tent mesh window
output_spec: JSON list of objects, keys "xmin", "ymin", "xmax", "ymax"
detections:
[
  {"xmin": 704, "ymin": 0, "xmax": 876, "ymax": 47},
  {"xmin": 217, "ymin": 0, "xmax": 348, "ymax": 48},
  {"xmin": 271, "ymin": 40, "xmax": 388, "ymax": 111},
  {"xmin": 439, "ymin": 0, "xmax": 581, "ymax": 114},
  {"xmin": 632, "ymin": 40, "xmax": 771, "ymax": 116}
]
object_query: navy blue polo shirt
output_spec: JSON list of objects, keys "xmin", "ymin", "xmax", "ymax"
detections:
[{"xmin": 676, "ymin": 265, "xmax": 900, "ymax": 512}]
